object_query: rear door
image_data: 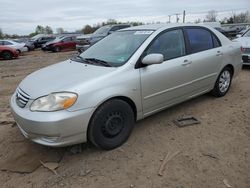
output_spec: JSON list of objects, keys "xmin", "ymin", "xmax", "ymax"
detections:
[{"xmin": 183, "ymin": 27, "xmax": 223, "ymax": 93}]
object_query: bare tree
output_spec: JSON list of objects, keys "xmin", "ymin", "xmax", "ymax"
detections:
[
  {"xmin": 232, "ymin": 11, "xmax": 250, "ymax": 23},
  {"xmin": 44, "ymin": 26, "xmax": 53, "ymax": 34},
  {"xmin": 0, "ymin": 28, "xmax": 3, "ymax": 39},
  {"xmin": 206, "ymin": 10, "xmax": 218, "ymax": 22},
  {"xmin": 56, "ymin": 27, "xmax": 64, "ymax": 34}
]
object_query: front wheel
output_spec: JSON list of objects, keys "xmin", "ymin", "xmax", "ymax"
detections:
[
  {"xmin": 211, "ymin": 67, "xmax": 233, "ymax": 97},
  {"xmin": 87, "ymin": 99, "xmax": 135, "ymax": 150}
]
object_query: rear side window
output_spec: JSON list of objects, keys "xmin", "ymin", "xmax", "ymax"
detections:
[
  {"xmin": 186, "ymin": 28, "xmax": 213, "ymax": 53},
  {"xmin": 145, "ymin": 29, "xmax": 186, "ymax": 61}
]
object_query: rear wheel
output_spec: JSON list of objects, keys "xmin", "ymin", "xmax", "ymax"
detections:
[
  {"xmin": 2, "ymin": 51, "xmax": 13, "ymax": 60},
  {"xmin": 211, "ymin": 67, "xmax": 233, "ymax": 97},
  {"xmin": 87, "ymin": 99, "xmax": 135, "ymax": 150}
]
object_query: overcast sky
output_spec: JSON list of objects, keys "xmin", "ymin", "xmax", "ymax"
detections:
[{"xmin": 0, "ymin": 0, "xmax": 249, "ymax": 35}]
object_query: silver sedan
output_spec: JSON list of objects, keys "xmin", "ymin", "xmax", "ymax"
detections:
[{"xmin": 10, "ymin": 24, "xmax": 242, "ymax": 150}]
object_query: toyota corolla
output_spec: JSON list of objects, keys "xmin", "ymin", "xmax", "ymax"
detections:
[{"xmin": 10, "ymin": 24, "xmax": 242, "ymax": 150}]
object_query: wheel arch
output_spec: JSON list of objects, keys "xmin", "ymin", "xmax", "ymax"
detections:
[
  {"xmin": 224, "ymin": 64, "xmax": 234, "ymax": 76},
  {"xmin": 86, "ymin": 95, "xmax": 137, "ymax": 143}
]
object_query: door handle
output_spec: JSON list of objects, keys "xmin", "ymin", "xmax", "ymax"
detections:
[
  {"xmin": 182, "ymin": 60, "xmax": 192, "ymax": 66},
  {"xmin": 216, "ymin": 51, "xmax": 223, "ymax": 56}
]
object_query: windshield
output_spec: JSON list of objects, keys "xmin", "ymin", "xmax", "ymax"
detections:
[
  {"xmin": 242, "ymin": 29, "xmax": 250, "ymax": 37},
  {"xmin": 93, "ymin": 26, "xmax": 111, "ymax": 35},
  {"xmin": 79, "ymin": 30, "xmax": 153, "ymax": 67},
  {"xmin": 51, "ymin": 36, "xmax": 65, "ymax": 43}
]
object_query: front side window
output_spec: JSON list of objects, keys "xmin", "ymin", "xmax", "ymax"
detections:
[
  {"xmin": 145, "ymin": 29, "xmax": 186, "ymax": 61},
  {"xmin": 62, "ymin": 37, "xmax": 71, "ymax": 42},
  {"xmin": 186, "ymin": 28, "xmax": 213, "ymax": 53}
]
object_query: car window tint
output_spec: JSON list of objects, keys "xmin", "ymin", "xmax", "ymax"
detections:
[
  {"xmin": 4, "ymin": 41, "xmax": 12, "ymax": 45},
  {"xmin": 212, "ymin": 34, "xmax": 221, "ymax": 48},
  {"xmin": 186, "ymin": 28, "xmax": 213, "ymax": 53},
  {"xmin": 0, "ymin": 41, "xmax": 3, "ymax": 45},
  {"xmin": 145, "ymin": 29, "xmax": 186, "ymax": 61},
  {"xmin": 243, "ymin": 29, "xmax": 250, "ymax": 37},
  {"xmin": 110, "ymin": 26, "xmax": 119, "ymax": 31}
]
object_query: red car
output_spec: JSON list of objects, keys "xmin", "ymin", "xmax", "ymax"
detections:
[
  {"xmin": 0, "ymin": 46, "xmax": 19, "ymax": 60},
  {"xmin": 42, "ymin": 36, "xmax": 77, "ymax": 52}
]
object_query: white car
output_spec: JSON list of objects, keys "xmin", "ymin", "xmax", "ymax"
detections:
[
  {"xmin": 0, "ymin": 39, "xmax": 28, "ymax": 53},
  {"xmin": 235, "ymin": 28, "xmax": 250, "ymax": 65}
]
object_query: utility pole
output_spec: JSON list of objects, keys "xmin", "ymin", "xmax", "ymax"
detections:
[
  {"xmin": 175, "ymin": 13, "xmax": 180, "ymax": 23},
  {"xmin": 183, "ymin": 10, "xmax": 186, "ymax": 23},
  {"xmin": 168, "ymin": 15, "xmax": 171, "ymax": 23}
]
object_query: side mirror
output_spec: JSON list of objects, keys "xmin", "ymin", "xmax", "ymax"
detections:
[
  {"xmin": 236, "ymin": 34, "xmax": 242, "ymax": 38},
  {"xmin": 142, "ymin": 53, "xmax": 164, "ymax": 65}
]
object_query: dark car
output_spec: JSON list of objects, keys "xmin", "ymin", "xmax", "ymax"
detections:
[
  {"xmin": 30, "ymin": 35, "xmax": 56, "ymax": 48},
  {"xmin": 76, "ymin": 24, "xmax": 131, "ymax": 52},
  {"xmin": 214, "ymin": 27, "xmax": 231, "ymax": 38},
  {"xmin": 42, "ymin": 36, "xmax": 77, "ymax": 52},
  {"xmin": 14, "ymin": 38, "xmax": 35, "ymax": 51},
  {"xmin": 0, "ymin": 46, "xmax": 19, "ymax": 60}
]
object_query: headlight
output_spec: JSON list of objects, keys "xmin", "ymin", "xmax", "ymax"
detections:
[{"xmin": 30, "ymin": 92, "xmax": 77, "ymax": 112}]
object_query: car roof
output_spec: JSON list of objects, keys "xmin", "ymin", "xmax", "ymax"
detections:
[{"xmin": 122, "ymin": 23, "xmax": 211, "ymax": 31}]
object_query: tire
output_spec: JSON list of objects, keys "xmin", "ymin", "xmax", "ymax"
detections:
[
  {"xmin": 211, "ymin": 67, "xmax": 233, "ymax": 97},
  {"xmin": 87, "ymin": 99, "xmax": 135, "ymax": 150},
  {"xmin": 53, "ymin": 46, "xmax": 61, "ymax": 52},
  {"xmin": 2, "ymin": 51, "xmax": 13, "ymax": 60}
]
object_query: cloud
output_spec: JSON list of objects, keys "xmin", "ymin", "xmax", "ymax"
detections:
[{"xmin": 0, "ymin": 0, "xmax": 249, "ymax": 35}]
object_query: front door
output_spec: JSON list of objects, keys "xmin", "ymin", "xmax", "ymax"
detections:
[{"xmin": 139, "ymin": 29, "xmax": 193, "ymax": 116}]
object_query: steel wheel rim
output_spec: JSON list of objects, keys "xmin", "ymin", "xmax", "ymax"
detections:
[
  {"xmin": 219, "ymin": 70, "xmax": 231, "ymax": 93},
  {"xmin": 101, "ymin": 112, "xmax": 124, "ymax": 138}
]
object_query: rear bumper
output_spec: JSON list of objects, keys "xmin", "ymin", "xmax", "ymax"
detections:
[{"xmin": 10, "ymin": 94, "xmax": 94, "ymax": 147}]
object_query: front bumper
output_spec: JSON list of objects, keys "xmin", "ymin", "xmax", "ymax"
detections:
[
  {"xmin": 242, "ymin": 54, "xmax": 250, "ymax": 65},
  {"xmin": 10, "ymin": 94, "xmax": 94, "ymax": 147}
]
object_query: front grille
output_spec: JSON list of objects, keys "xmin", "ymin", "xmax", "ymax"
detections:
[{"xmin": 16, "ymin": 87, "xmax": 30, "ymax": 108}]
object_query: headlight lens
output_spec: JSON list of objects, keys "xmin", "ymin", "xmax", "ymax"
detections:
[{"xmin": 30, "ymin": 92, "xmax": 77, "ymax": 112}]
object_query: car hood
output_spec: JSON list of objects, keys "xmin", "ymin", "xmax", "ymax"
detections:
[
  {"xmin": 77, "ymin": 34, "xmax": 93, "ymax": 40},
  {"xmin": 19, "ymin": 60, "xmax": 115, "ymax": 99},
  {"xmin": 235, "ymin": 37, "xmax": 250, "ymax": 48}
]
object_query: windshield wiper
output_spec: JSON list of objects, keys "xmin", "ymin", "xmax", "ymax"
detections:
[
  {"xmin": 70, "ymin": 55, "xmax": 93, "ymax": 64},
  {"xmin": 84, "ymin": 58, "xmax": 112, "ymax": 67}
]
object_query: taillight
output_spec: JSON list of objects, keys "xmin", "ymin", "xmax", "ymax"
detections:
[{"xmin": 241, "ymin": 47, "xmax": 245, "ymax": 52}]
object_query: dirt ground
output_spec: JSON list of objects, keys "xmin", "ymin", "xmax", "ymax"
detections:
[{"xmin": 0, "ymin": 50, "xmax": 249, "ymax": 188}]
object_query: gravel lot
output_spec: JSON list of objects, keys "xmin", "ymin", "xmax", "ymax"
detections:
[{"xmin": 0, "ymin": 50, "xmax": 249, "ymax": 188}]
